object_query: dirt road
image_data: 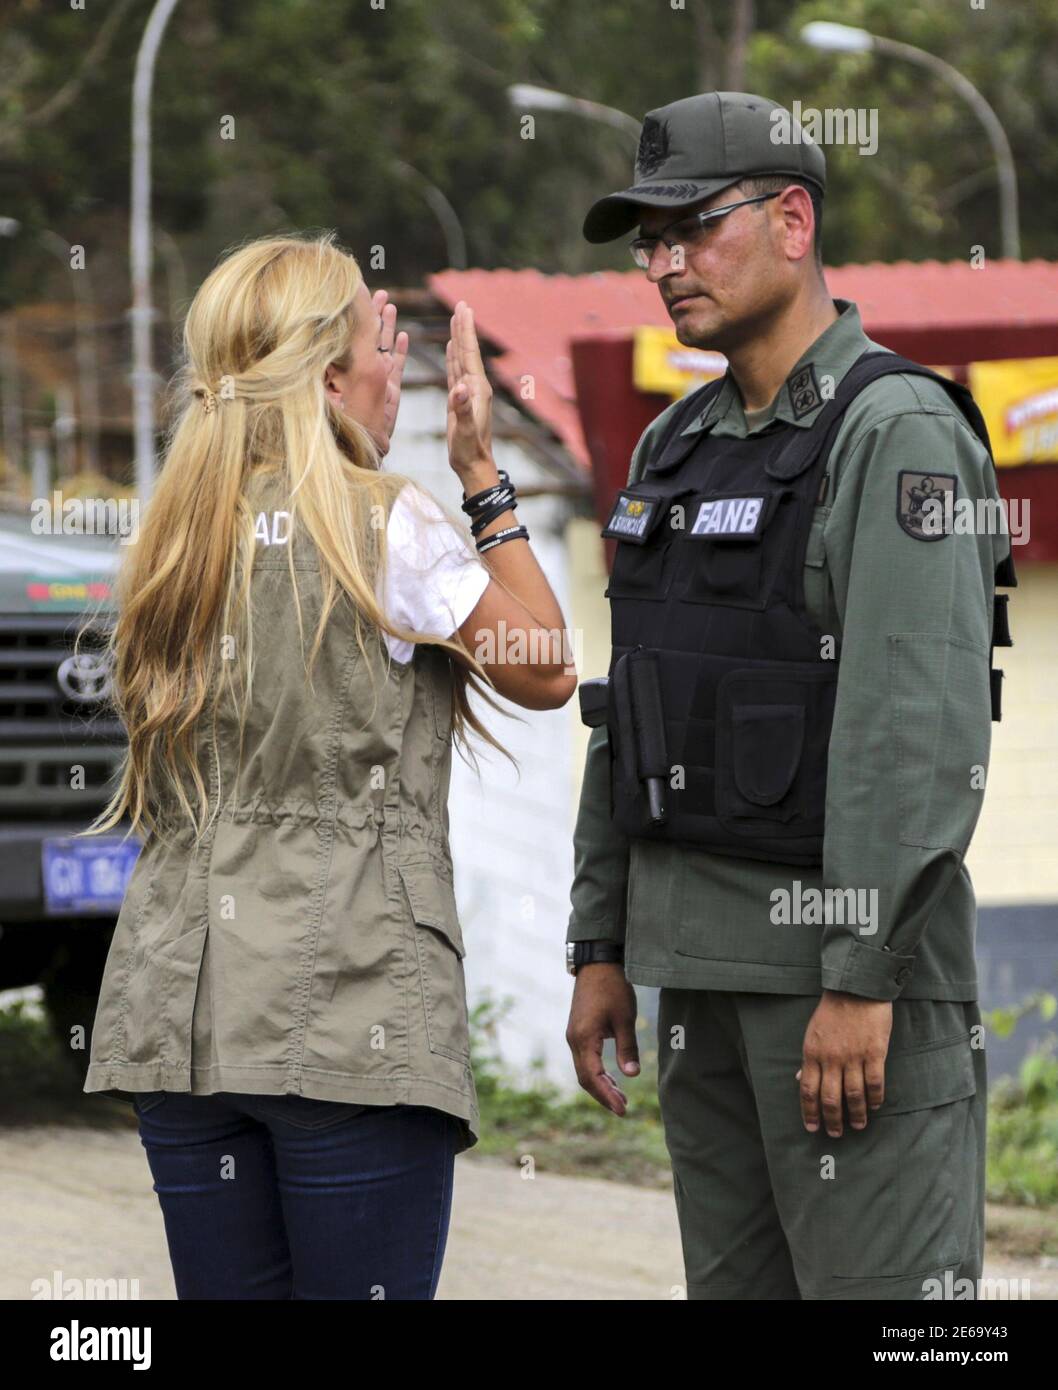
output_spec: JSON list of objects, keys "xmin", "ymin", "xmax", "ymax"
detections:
[{"xmin": 1, "ymin": 1119, "xmax": 1053, "ymax": 1301}]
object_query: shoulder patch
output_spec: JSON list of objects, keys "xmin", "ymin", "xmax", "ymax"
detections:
[{"xmin": 897, "ymin": 471, "xmax": 957, "ymax": 541}]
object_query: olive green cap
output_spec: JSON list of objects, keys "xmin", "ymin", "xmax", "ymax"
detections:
[{"xmin": 583, "ymin": 91, "xmax": 827, "ymax": 244}]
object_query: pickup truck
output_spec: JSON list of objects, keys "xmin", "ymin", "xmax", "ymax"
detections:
[{"xmin": 0, "ymin": 510, "xmax": 137, "ymax": 1078}]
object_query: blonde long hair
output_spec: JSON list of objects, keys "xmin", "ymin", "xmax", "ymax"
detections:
[{"xmin": 85, "ymin": 232, "xmax": 510, "ymax": 845}]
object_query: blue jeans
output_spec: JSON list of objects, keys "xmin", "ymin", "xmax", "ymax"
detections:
[{"xmin": 131, "ymin": 1091, "xmax": 458, "ymax": 1300}]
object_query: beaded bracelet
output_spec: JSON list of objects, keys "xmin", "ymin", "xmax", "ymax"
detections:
[{"xmin": 477, "ymin": 524, "xmax": 529, "ymax": 555}]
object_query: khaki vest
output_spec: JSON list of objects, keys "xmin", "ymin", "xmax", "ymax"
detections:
[{"xmin": 84, "ymin": 473, "xmax": 478, "ymax": 1153}]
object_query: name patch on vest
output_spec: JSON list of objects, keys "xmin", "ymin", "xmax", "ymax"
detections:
[
  {"xmin": 602, "ymin": 492, "xmax": 660, "ymax": 543},
  {"xmin": 689, "ymin": 495, "xmax": 766, "ymax": 539}
]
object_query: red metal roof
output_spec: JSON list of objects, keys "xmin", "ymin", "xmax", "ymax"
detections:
[{"xmin": 428, "ymin": 261, "xmax": 1058, "ymax": 469}]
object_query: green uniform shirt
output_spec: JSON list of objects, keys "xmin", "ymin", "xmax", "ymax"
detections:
[{"xmin": 568, "ymin": 299, "xmax": 1012, "ymax": 1002}]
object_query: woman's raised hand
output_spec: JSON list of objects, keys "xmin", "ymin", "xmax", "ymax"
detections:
[{"xmin": 445, "ymin": 301, "xmax": 494, "ymax": 479}]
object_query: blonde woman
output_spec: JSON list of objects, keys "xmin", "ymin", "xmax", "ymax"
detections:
[{"xmin": 81, "ymin": 233, "xmax": 575, "ymax": 1300}]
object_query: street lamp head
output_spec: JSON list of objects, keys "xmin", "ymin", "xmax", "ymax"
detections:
[
  {"xmin": 0, "ymin": 217, "xmax": 21, "ymax": 237},
  {"xmin": 800, "ymin": 21, "xmax": 875, "ymax": 54},
  {"xmin": 507, "ymin": 83, "xmax": 569, "ymax": 113}
]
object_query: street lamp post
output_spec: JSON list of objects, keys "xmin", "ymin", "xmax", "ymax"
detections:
[
  {"xmin": 801, "ymin": 21, "xmax": 1020, "ymax": 260},
  {"xmin": 39, "ymin": 229, "xmax": 102, "ymax": 476},
  {"xmin": 129, "ymin": 0, "xmax": 182, "ymax": 503},
  {"xmin": 0, "ymin": 219, "xmax": 22, "ymax": 476},
  {"xmin": 392, "ymin": 162, "xmax": 468, "ymax": 270}
]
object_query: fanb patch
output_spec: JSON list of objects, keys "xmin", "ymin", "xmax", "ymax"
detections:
[
  {"xmin": 690, "ymin": 494, "xmax": 766, "ymax": 539},
  {"xmin": 897, "ymin": 471, "xmax": 957, "ymax": 541},
  {"xmin": 602, "ymin": 491, "xmax": 659, "ymax": 543},
  {"xmin": 787, "ymin": 362, "xmax": 822, "ymax": 418}
]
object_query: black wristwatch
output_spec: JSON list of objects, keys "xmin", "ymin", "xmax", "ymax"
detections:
[{"xmin": 566, "ymin": 940, "xmax": 625, "ymax": 976}]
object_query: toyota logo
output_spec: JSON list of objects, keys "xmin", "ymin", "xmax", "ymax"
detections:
[{"xmin": 56, "ymin": 650, "xmax": 113, "ymax": 705}]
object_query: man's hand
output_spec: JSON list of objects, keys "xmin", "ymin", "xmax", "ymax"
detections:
[
  {"xmin": 566, "ymin": 963, "xmax": 640, "ymax": 1115},
  {"xmin": 797, "ymin": 989, "xmax": 893, "ymax": 1137}
]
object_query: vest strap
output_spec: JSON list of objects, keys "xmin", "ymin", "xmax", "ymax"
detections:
[
  {"xmin": 993, "ymin": 592, "xmax": 1013, "ymax": 647},
  {"xmin": 643, "ymin": 377, "xmax": 727, "ymax": 477},
  {"xmin": 990, "ymin": 668, "xmax": 1005, "ymax": 722}
]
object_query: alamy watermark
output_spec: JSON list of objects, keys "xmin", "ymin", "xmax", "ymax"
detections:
[
  {"xmin": 473, "ymin": 619, "xmax": 581, "ymax": 672},
  {"xmin": 30, "ymin": 493, "xmax": 139, "ymax": 545},
  {"xmin": 771, "ymin": 101, "xmax": 879, "ymax": 157},
  {"xmin": 770, "ymin": 880, "xmax": 878, "ymax": 935}
]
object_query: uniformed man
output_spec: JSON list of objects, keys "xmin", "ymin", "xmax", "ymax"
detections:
[{"xmin": 565, "ymin": 91, "xmax": 1016, "ymax": 1301}]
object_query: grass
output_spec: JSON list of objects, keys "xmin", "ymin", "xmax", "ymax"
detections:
[
  {"xmin": 0, "ymin": 990, "xmax": 132, "ymax": 1127},
  {"xmin": 470, "ymin": 998, "xmax": 672, "ymax": 1188}
]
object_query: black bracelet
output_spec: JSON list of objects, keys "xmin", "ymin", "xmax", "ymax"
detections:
[
  {"xmin": 476, "ymin": 524, "xmax": 528, "ymax": 554},
  {"xmin": 461, "ymin": 470, "xmax": 511, "ymax": 515},
  {"xmin": 467, "ymin": 479, "xmax": 515, "ymax": 512},
  {"xmin": 470, "ymin": 494, "xmax": 517, "ymax": 535}
]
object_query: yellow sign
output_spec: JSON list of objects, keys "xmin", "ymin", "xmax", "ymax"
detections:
[
  {"xmin": 969, "ymin": 357, "xmax": 1058, "ymax": 466},
  {"xmin": 633, "ymin": 326, "xmax": 727, "ymax": 397}
]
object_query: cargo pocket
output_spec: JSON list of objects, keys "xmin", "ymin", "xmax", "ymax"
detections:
[
  {"xmin": 397, "ymin": 860, "xmax": 470, "ymax": 1064},
  {"xmin": 828, "ymin": 1035, "xmax": 978, "ymax": 1281},
  {"xmin": 603, "ymin": 485, "xmax": 691, "ymax": 602},
  {"xmin": 429, "ymin": 651, "xmax": 454, "ymax": 742},
  {"xmin": 714, "ymin": 666, "xmax": 836, "ymax": 836}
]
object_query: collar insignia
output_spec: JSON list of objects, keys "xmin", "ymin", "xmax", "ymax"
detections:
[{"xmin": 788, "ymin": 362, "xmax": 822, "ymax": 418}]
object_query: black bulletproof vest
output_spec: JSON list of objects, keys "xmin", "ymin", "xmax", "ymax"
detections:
[{"xmin": 597, "ymin": 349, "xmax": 1017, "ymax": 867}]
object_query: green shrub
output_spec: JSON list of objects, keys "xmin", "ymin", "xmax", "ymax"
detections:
[{"xmin": 984, "ymin": 994, "xmax": 1058, "ymax": 1208}]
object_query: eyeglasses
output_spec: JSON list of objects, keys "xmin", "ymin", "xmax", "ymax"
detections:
[{"xmin": 628, "ymin": 191, "xmax": 783, "ymax": 270}]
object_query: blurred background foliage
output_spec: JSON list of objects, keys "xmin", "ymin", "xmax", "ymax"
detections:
[{"xmin": 0, "ymin": 0, "xmax": 1055, "ymax": 321}]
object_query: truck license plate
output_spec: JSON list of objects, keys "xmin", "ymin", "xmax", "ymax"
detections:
[{"xmin": 42, "ymin": 835, "xmax": 142, "ymax": 915}]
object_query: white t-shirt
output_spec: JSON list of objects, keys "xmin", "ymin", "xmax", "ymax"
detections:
[{"xmin": 375, "ymin": 483, "xmax": 491, "ymax": 663}]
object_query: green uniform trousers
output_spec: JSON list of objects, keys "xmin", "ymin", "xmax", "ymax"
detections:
[{"xmin": 656, "ymin": 990, "xmax": 986, "ymax": 1300}]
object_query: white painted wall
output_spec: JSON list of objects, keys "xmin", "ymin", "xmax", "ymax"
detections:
[
  {"xmin": 390, "ymin": 377, "xmax": 579, "ymax": 1090},
  {"xmin": 968, "ymin": 561, "xmax": 1058, "ymax": 905}
]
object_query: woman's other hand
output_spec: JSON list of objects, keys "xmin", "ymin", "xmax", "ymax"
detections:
[
  {"xmin": 445, "ymin": 302, "xmax": 494, "ymax": 479},
  {"xmin": 374, "ymin": 289, "xmax": 409, "ymax": 455}
]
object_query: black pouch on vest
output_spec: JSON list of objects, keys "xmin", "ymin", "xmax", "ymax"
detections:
[
  {"xmin": 578, "ymin": 676, "xmax": 609, "ymax": 728},
  {"xmin": 713, "ymin": 664, "xmax": 838, "ymax": 843},
  {"xmin": 603, "ymin": 483, "xmax": 693, "ymax": 602},
  {"xmin": 679, "ymin": 488, "xmax": 790, "ymax": 608}
]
